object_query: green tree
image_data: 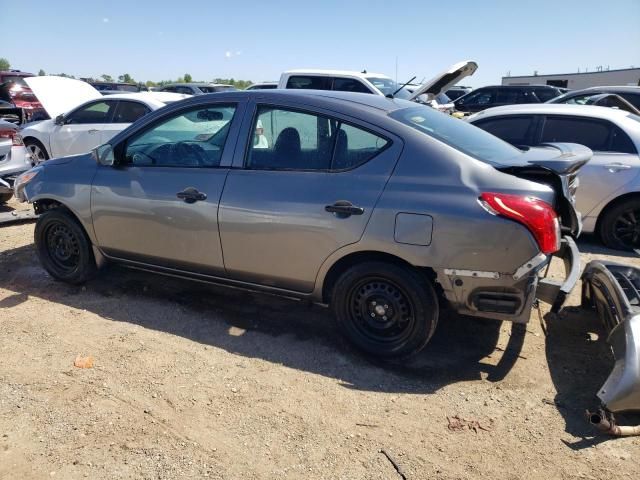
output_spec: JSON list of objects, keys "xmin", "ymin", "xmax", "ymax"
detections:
[
  {"xmin": 55, "ymin": 73, "xmax": 75, "ymax": 78},
  {"xmin": 118, "ymin": 73, "xmax": 134, "ymax": 83},
  {"xmin": 38, "ymin": 69, "xmax": 46, "ymax": 76},
  {"xmin": 145, "ymin": 80, "xmax": 157, "ymax": 87},
  {"xmin": 184, "ymin": 73, "xmax": 192, "ymax": 83},
  {"xmin": 101, "ymin": 74, "xmax": 114, "ymax": 82},
  {"xmin": 0, "ymin": 58, "xmax": 10, "ymax": 71}
]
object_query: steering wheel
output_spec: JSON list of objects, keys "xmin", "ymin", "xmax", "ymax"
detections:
[{"xmin": 171, "ymin": 141, "xmax": 209, "ymax": 166}]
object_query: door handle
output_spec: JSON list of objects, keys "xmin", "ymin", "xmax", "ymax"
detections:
[
  {"xmin": 325, "ymin": 201, "xmax": 364, "ymax": 217},
  {"xmin": 177, "ymin": 187, "xmax": 207, "ymax": 203},
  {"xmin": 604, "ymin": 163, "xmax": 632, "ymax": 172},
  {"xmin": 87, "ymin": 129, "xmax": 99, "ymax": 134}
]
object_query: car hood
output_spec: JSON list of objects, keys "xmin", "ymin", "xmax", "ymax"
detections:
[
  {"xmin": 408, "ymin": 61, "xmax": 478, "ymax": 101},
  {"xmin": 24, "ymin": 76, "xmax": 102, "ymax": 118}
]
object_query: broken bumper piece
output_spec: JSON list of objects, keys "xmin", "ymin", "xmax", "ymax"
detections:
[
  {"xmin": 536, "ymin": 236, "xmax": 581, "ymax": 313},
  {"xmin": 582, "ymin": 260, "xmax": 640, "ymax": 413}
]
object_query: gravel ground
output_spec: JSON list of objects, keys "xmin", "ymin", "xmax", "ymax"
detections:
[{"xmin": 1, "ymin": 199, "xmax": 639, "ymax": 479}]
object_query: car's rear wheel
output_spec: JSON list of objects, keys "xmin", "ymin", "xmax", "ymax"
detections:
[
  {"xmin": 35, "ymin": 208, "xmax": 96, "ymax": 284},
  {"xmin": 0, "ymin": 192, "xmax": 12, "ymax": 204},
  {"xmin": 25, "ymin": 138, "xmax": 49, "ymax": 164},
  {"xmin": 599, "ymin": 198, "xmax": 640, "ymax": 251},
  {"xmin": 332, "ymin": 261, "xmax": 439, "ymax": 358}
]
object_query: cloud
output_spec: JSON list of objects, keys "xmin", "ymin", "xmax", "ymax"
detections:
[
  {"xmin": 102, "ymin": 17, "xmax": 109, "ymax": 23},
  {"xmin": 224, "ymin": 50, "xmax": 243, "ymax": 59}
]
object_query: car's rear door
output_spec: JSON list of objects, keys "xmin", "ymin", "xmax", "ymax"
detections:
[
  {"xmin": 218, "ymin": 101, "xmax": 402, "ymax": 292},
  {"xmin": 50, "ymin": 99, "xmax": 118, "ymax": 157},
  {"xmin": 91, "ymin": 100, "xmax": 245, "ymax": 274},
  {"xmin": 539, "ymin": 115, "xmax": 640, "ymax": 217}
]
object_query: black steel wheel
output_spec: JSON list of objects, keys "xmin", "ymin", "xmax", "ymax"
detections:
[
  {"xmin": 600, "ymin": 198, "xmax": 640, "ymax": 251},
  {"xmin": 332, "ymin": 261, "xmax": 438, "ymax": 358},
  {"xmin": 35, "ymin": 208, "xmax": 96, "ymax": 284}
]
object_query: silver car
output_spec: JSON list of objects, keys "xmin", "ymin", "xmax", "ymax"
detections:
[
  {"xmin": 15, "ymin": 90, "xmax": 583, "ymax": 358},
  {"xmin": 468, "ymin": 104, "xmax": 640, "ymax": 251}
]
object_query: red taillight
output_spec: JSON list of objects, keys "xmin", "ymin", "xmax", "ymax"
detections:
[
  {"xmin": 0, "ymin": 129, "xmax": 23, "ymax": 146},
  {"xmin": 479, "ymin": 192, "xmax": 560, "ymax": 254}
]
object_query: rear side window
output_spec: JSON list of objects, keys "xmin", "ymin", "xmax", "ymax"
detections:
[
  {"xmin": 112, "ymin": 101, "xmax": 150, "ymax": 124},
  {"xmin": 474, "ymin": 116, "xmax": 537, "ymax": 146},
  {"xmin": 332, "ymin": 78, "xmax": 371, "ymax": 94},
  {"xmin": 541, "ymin": 117, "xmax": 611, "ymax": 151},
  {"xmin": 620, "ymin": 93, "xmax": 640, "ymax": 109},
  {"xmin": 285, "ymin": 76, "xmax": 332, "ymax": 90},
  {"xmin": 247, "ymin": 106, "xmax": 389, "ymax": 171}
]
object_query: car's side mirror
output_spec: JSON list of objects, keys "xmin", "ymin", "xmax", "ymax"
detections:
[
  {"xmin": 93, "ymin": 144, "xmax": 115, "ymax": 166},
  {"xmin": 54, "ymin": 114, "xmax": 65, "ymax": 125}
]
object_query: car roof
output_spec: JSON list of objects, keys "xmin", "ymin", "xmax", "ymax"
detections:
[
  {"xmin": 477, "ymin": 84, "xmax": 560, "ymax": 89},
  {"xmin": 469, "ymin": 103, "xmax": 638, "ymax": 120},
  {"xmin": 88, "ymin": 92, "xmax": 170, "ymax": 108},
  {"xmin": 282, "ymin": 69, "xmax": 389, "ymax": 79}
]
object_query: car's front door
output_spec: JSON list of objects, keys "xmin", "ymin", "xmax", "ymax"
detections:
[
  {"xmin": 539, "ymin": 115, "xmax": 640, "ymax": 217},
  {"xmin": 91, "ymin": 102, "xmax": 243, "ymax": 274},
  {"xmin": 50, "ymin": 99, "xmax": 117, "ymax": 157},
  {"xmin": 218, "ymin": 103, "xmax": 402, "ymax": 292}
]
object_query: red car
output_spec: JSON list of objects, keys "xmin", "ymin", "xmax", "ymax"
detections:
[{"xmin": 0, "ymin": 70, "xmax": 43, "ymax": 119}]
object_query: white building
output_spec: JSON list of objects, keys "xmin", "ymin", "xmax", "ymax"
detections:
[{"xmin": 502, "ymin": 67, "xmax": 640, "ymax": 89}]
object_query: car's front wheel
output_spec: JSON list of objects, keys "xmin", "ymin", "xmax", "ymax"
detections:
[
  {"xmin": 332, "ymin": 261, "xmax": 439, "ymax": 358},
  {"xmin": 599, "ymin": 197, "xmax": 640, "ymax": 251},
  {"xmin": 24, "ymin": 138, "xmax": 49, "ymax": 165},
  {"xmin": 35, "ymin": 208, "xmax": 96, "ymax": 284}
]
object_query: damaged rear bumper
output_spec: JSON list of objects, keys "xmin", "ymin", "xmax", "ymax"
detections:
[
  {"xmin": 438, "ymin": 235, "xmax": 580, "ymax": 323},
  {"xmin": 582, "ymin": 261, "xmax": 640, "ymax": 413}
]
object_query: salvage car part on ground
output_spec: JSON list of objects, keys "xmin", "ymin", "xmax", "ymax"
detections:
[
  {"xmin": 16, "ymin": 90, "xmax": 585, "ymax": 358},
  {"xmin": 582, "ymin": 260, "xmax": 640, "ymax": 413}
]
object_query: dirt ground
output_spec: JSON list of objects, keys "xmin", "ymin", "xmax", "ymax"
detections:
[{"xmin": 1, "ymin": 198, "xmax": 639, "ymax": 480}]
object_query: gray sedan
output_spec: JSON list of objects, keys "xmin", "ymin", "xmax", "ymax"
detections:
[{"xmin": 15, "ymin": 90, "xmax": 583, "ymax": 358}]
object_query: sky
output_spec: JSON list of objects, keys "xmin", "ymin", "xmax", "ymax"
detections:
[{"xmin": 2, "ymin": 0, "xmax": 640, "ymax": 87}]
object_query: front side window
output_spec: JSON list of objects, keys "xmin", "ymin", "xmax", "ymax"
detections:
[
  {"xmin": 246, "ymin": 106, "xmax": 389, "ymax": 171},
  {"xmin": 495, "ymin": 89, "xmax": 520, "ymax": 104},
  {"xmin": 124, "ymin": 104, "xmax": 236, "ymax": 167},
  {"xmin": 66, "ymin": 101, "xmax": 116, "ymax": 124},
  {"xmin": 390, "ymin": 105, "xmax": 522, "ymax": 165},
  {"xmin": 541, "ymin": 117, "xmax": 611, "ymax": 151},
  {"xmin": 620, "ymin": 93, "xmax": 640, "ymax": 109},
  {"xmin": 459, "ymin": 89, "xmax": 494, "ymax": 105},
  {"xmin": 112, "ymin": 101, "xmax": 151, "ymax": 124}
]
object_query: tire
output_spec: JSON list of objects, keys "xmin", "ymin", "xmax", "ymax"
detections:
[
  {"xmin": 24, "ymin": 138, "xmax": 49, "ymax": 164},
  {"xmin": 34, "ymin": 208, "xmax": 96, "ymax": 284},
  {"xmin": 332, "ymin": 261, "xmax": 439, "ymax": 358},
  {"xmin": 0, "ymin": 192, "xmax": 12, "ymax": 204},
  {"xmin": 599, "ymin": 197, "xmax": 640, "ymax": 251}
]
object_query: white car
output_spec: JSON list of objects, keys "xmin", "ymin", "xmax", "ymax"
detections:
[
  {"xmin": 468, "ymin": 104, "xmax": 640, "ymax": 250},
  {"xmin": 278, "ymin": 61, "xmax": 478, "ymax": 102},
  {"xmin": 20, "ymin": 76, "xmax": 189, "ymax": 162}
]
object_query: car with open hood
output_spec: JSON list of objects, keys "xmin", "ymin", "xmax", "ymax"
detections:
[
  {"xmin": 278, "ymin": 61, "xmax": 478, "ymax": 103},
  {"xmin": 19, "ymin": 76, "xmax": 189, "ymax": 162},
  {"xmin": 468, "ymin": 104, "xmax": 640, "ymax": 250},
  {"xmin": 15, "ymin": 89, "xmax": 584, "ymax": 358}
]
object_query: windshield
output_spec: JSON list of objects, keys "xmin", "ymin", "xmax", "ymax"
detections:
[
  {"xmin": 365, "ymin": 77, "xmax": 412, "ymax": 100},
  {"xmin": 116, "ymin": 84, "xmax": 139, "ymax": 92},
  {"xmin": 389, "ymin": 105, "xmax": 522, "ymax": 165},
  {"xmin": 1, "ymin": 76, "xmax": 29, "ymax": 87}
]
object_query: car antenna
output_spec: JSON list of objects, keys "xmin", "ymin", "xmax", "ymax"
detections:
[{"xmin": 389, "ymin": 76, "xmax": 416, "ymax": 98}]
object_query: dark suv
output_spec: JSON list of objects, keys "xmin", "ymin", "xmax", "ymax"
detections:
[{"xmin": 454, "ymin": 85, "xmax": 564, "ymax": 114}]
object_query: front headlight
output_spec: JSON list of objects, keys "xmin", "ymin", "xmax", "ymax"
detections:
[{"xmin": 14, "ymin": 166, "xmax": 43, "ymax": 192}]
